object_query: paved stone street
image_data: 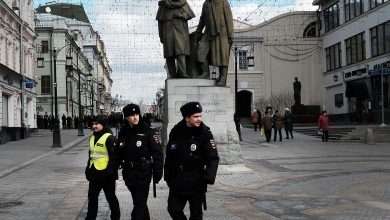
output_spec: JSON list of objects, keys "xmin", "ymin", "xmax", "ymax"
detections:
[{"xmin": 1, "ymin": 127, "xmax": 390, "ymax": 220}]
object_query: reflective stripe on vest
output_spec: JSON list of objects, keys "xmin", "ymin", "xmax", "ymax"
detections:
[{"xmin": 89, "ymin": 133, "xmax": 111, "ymax": 170}]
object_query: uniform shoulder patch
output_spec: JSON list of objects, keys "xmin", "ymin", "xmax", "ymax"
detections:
[
  {"xmin": 153, "ymin": 135, "xmax": 160, "ymax": 144},
  {"xmin": 209, "ymin": 139, "xmax": 216, "ymax": 149}
]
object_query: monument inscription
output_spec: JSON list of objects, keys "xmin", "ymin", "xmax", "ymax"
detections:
[{"xmin": 175, "ymin": 101, "xmax": 226, "ymax": 115}]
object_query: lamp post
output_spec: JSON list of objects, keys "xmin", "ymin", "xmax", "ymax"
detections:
[
  {"xmin": 37, "ymin": 45, "xmax": 73, "ymax": 147},
  {"xmin": 380, "ymin": 69, "xmax": 386, "ymax": 127},
  {"xmin": 76, "ymin": 49, "xmax": 85, "ymax": 136},
  {"xmin": 234, "ymin": 46, "xmax": 238, "ymax": 114}
]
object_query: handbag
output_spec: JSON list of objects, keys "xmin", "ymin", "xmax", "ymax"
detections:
[
  {"xmin": 317, "ymin": 128, "xmax": 323, "ymax": 136},
  {"xmin": 259, "ymin": 127, "xmax": 264, "ymax": 137}
]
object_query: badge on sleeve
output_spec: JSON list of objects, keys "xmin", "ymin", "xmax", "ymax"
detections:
[
  {"xmin": 210, "ymin": 139, "xmax": 216, "ymax": 149},
  {"xmin": 190, "ymin": 144, "xmax": 197, "ymax": 151},
  {"xmin": 153, "ymin": 135, "xmax": 160, "ymax": 144},
  {"xmin": 170, "ymin": 144, "xmax": 177, "ymax": 150},
  {"xmin": 136, "ymin": 140, "xmax": 142, "ymax": 147}
]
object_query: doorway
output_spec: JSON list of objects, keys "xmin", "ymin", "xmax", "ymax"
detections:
[{"xmin": 237, "ymin": 90, "xmax": 252, "ymax": 117}]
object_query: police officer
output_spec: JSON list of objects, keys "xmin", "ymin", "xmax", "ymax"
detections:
[
  {"xmin": 164, "ymin": 102, "xmax": 219, "ymax": 220},
  {"xmin": 118, "ymin": 104, "xmax": 164, "ymax": 220},
  {"xmin": 85, "ymin": 115, "xmax": 120, "ymax": 220}
]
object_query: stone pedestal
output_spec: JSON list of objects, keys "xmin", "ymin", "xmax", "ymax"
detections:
[{"xmin": 161, "ymin": 79, "xmax": 242, "ymax": 165}]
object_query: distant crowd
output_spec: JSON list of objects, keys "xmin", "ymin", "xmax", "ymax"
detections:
[{"xmin": 36, "ymin": 112, "xmax": 157, "ymax": 130}]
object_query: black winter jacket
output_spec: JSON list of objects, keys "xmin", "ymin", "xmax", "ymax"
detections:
[
  {"xmin": 118, "ymin": 121, "xmax": 164, "ymax": 186},
  {"xmin": 164, "ymin": 120, "xmax": 219, "ymax": 194}
]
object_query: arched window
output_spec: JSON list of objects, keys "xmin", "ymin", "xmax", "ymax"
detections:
[{"xmin": 303, "ymin": 22, "xmax": 317, "ymax": 38}]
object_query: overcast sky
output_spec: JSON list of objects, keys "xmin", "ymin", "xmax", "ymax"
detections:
[{"xmin": 35, "ymin": 0, "xmax": 317, "ymax": 104}]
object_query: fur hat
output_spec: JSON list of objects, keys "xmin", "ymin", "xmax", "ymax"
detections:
[
  {"xmin": 123, "ymin": 104, "xmax": 140, "ymax": 118},
  {"xmin": 180, "ymin": 102, "xmax": 202, "ymax": 117},
  {"xmin": 92, "ymin": 115, "xmax": 107, "ymax": 126}
]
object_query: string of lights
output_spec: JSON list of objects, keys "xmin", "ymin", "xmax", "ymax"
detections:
[{"xmin": 34, "ymin": 0, "xmax": 317, "ymax": 103}]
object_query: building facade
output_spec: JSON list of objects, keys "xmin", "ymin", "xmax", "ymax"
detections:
[
  {"xmin": 0, "ymin": 0, "xmax": 36, "ymax": 134},
  {"xmin": 314, "ymin": 0, "xmax": 390, "ymax": 123},
  {"xmin": 35, "ymin": 14, "xmax": 92, "ymax": 122},
  {"xmin": 35, "ymin": 3, "xmax": 113, "ymax": 118},
  {"xmin": 228, "ymin": 12, "xmax": 323, "ymax": 117}
]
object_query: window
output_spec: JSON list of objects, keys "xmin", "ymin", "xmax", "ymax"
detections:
[
  {"xmin": 324, "ymin": 2, "xmax": 339, "ymax": 32},
  {"xmin": 370, "ymin": 21, "xmax": 390, "ymax": 57},
  {"xmin": 41, "ymin": 76, "xmax": 50, "ymax": 94},
  {"xmin": 41, "ymin": 41, "xmax": 48, "ymax": 53},
  {"xmin": 303, "ymin": 22, "xmax": 317, "ymax": 37},
  {"xmin": 239, "ymin": 51, "xmax": 248, "ymax": 70},
  {"xmin": 345, "ymin": 32, "xmax": 365, "ymax": 65},
  {"xmin": 335, "ymin": 93, "xmax": 344, "ymax": 108},
  {"xmin": 370, "ymin": 0, "xmax": 388, "ymax": 9},
  {"xmin": 325, "ymin": 43, "xmax": 341, "ymax": 71},
  {"xmin": 345, "ymin": 0, "xmax": 364, "ymax": 22}
]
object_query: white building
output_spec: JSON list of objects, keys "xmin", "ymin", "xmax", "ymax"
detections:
[
  {"xmin": 0, "ymin": 0, "xmax": 36, "ymax": 141},
  {"xmin": 314, "ymin": 0, "xmax": 390, "ymax": 123},
  {"xmin": 228, "ymin": 11, "xmax": 324, "ymax": 118},
  {"xmin": 35, "ymin": 3, "xmax": 113, "ymax": 116}
]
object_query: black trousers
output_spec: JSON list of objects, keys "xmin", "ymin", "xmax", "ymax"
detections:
[
  {"xmin": 253, "ymin": 123, "xmax": 258, "ymax": 131},
  {"xmin": 285, "ymin": 129, "xmax": 293, "ymax": 139},
  {"xmin": 86, "ymin": 180, "xmax": 120, "ymax": 220},
  {"xmin": 273, "ymin": 128, "xmax": 282, "ymax": 141},
  {"xmin": 125, "ymin": 183, "xmax": 151, "ymax": 220},
  {"xmin": 264, "ymin": 129, "xmax": 272, "ymax": 142},
  {"xmin": 322, "ymin": 130, "xmax": 329, "ymax": 142},
  {"xmin": 168, "ymin": 191, "xmax": 203, "ymax": 220}
]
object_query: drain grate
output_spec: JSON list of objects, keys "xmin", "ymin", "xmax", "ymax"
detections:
[{"xmin": 0, "ymin": 201, "xmax": 24, "ymax": 209}]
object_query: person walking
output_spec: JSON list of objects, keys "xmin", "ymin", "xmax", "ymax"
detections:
[
  {"xmin": 273, "ymin": 110, "xmax": 283, "ymax": 142},
  {"xmin": 118, "ymin": 104, "xmax": 164, "ymax": 220},
  {"xmin": 85, "ymin": 115, "xmax": 120, "ymax": 220},
  {"xmin": 234, "ymin": 113, "xmax": 243, "ymax": 141},
  {"xmin": 283, "ymin": 108, "xmax": 294, "ymax": 139},
  {"xmin": 261, "ymin": 111, "xmax": 273, "ymax": 142},
  {"xmin": 164, "ymin": 102, "xmax": 219, "ymax": 220},
  {"xmin": 318, "ymin": 111, "xmax": 329, "ymax": 142},
  {"xmin": 251, "ymin": 110, "xmax": 259, "ymax": 131}
]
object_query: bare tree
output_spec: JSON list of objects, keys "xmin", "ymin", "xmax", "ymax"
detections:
[{"xmin": 255, "ymin": 90, "xmax": 294, "ymax": 113}]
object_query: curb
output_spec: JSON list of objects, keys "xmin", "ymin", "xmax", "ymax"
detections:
[{"xmin": 0, "ymin": 135, "xmax": 90, "ymax": 180}]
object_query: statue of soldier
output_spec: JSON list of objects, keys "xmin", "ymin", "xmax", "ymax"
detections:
[
  {"xmin": 194, "ymin": 0, "xmax": 234, "ymax": 86},
  {"xmin": 293, "ymin": 77, "xmax": 302, "ymax": 105},
  {"xmin": 156, "ymin": 0, "xmax": 195, "ymax": 78}
]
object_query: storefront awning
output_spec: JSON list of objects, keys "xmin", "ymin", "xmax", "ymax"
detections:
[{"xmin": 346, "ymin": 81, "xmax": 368, "ymax": 98}]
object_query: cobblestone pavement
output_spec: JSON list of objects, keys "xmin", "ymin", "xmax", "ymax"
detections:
[{"xmin": 1, "ymin": 127, "xmax": 390, "ymax": 219}]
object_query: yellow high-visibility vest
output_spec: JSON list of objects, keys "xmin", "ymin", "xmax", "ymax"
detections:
[{"xmin": 89, "ymin": 133, "xmax": 111, "ymax": 170}]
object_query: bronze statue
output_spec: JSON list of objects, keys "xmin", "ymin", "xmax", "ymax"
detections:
[
  {"xmin": 156, "ymin": 0, "xmax": 195, "ymax": 78},
  {"xmin": 194, "ymin": 0, "xmax": 234, "ymax": 86},
  {"xmin": 293, "ymin": 77, "xmax": 302, "ymax": 105}
]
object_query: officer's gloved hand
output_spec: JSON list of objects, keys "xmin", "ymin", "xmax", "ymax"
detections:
[
  {"xmin": 153, "ymin": 171, "xmax": 163, "ymax": 184},
  {"xmin": 85, "ymin": 168, "xmax": 91, "ymax": 181}
]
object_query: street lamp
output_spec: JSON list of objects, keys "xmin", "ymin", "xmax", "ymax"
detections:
[
  {"xmin": 380, "ymin": 68, "xmax": 387, "ymax": 127},
  {"xmin": 37, "ymin": 44, "xmax": 73, "ymax": 147}
]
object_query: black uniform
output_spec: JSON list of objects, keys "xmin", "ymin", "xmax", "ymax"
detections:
[
  {"xmin": 85, "ymin": 127, "xmax": 120, "ymax": 220},
  {"xmin": 118, "ymin": 121, "xmax": 163, "ymax": 220},
  {"xmin": 164, "ymin": 120, "xmax": 219, "ymax": 220}
]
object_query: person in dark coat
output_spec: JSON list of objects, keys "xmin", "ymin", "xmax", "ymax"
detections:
[
  {"xmin": 118, "ymin": 104, "xmax": 164, "ymax": 220},
  {"xmin": 164, "ymin": 102, "xmax": 219, "ymax": 220},
  {"xmin": 61, "ymin": 114, "xmax": 67, "ymax": 129},
  {"xmin": 85, "ymin": 115, "xmax": 120, "ymax": 220},
  {"xmin": 273, "ymin": 110, "xmax": 283, "ymax": 142},
  {"xmin": 283, "ymin": 108, "xmax": 294, "ymax": 139},
  {"xmin": 261, "ymin": 111, "xmax": 273, "ymax": 142}
]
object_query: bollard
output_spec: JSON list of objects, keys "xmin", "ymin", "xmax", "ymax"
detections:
[{"xmin": 365, "ymin": 128, "xmax": 374, "ymax": 144}]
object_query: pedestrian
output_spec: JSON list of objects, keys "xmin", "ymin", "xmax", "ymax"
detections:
[
  {"xmin": 283, "ymin": 108, "xmax": 294, "ymax": 139},
  {"xmin": 251, "ymin": 110, "xmax": 259, "ymax": 131},
  {"xmin": 256, "ymin": 109, "xmax": 262, "ymax": 129},
  {"xmin": 85, "ymin": 115, "xmax": 120, "ymax": 220},
  {"xmin": 234, "ymin": 113, "xmax": 243, "ymax": 141},
  {"xmin": 165, "ymin": 102, "xmax": 219, "ymax": 220},
  {"xmin": 62, "ymin": 114, "xmax": 67, "ymax": 129},
  {"xmin": 261, "ymin": 111, "xmax": 273, "ymax": 142},
  {"xmin": 318, "ymin": 111, "xmax": 329, "ymax": 142},
  {"xmin": 118, "ymin": 104, "xmax": 164, "ymax": 220},
  {"xmin": 273, "ymin": 110, "xmax": 283, "ymax": 142}
]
